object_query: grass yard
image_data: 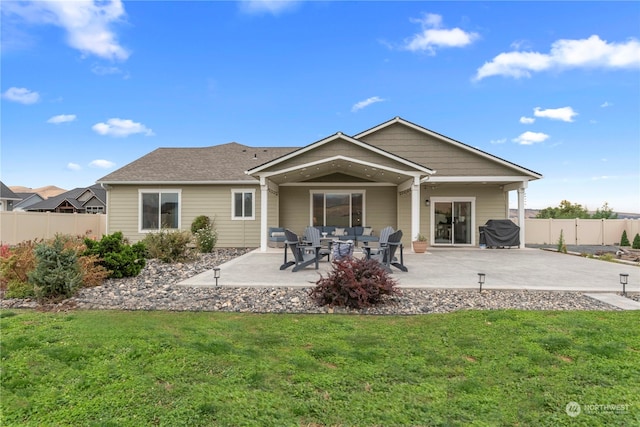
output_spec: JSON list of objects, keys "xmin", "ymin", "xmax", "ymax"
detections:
[{"xmin": 1, "ymin": 309, "xmax": 639, "ymax": 426}]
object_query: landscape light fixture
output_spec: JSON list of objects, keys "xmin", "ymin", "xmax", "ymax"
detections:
[
  {"xmin": 478, "ymin": 273, "xmax": 485, "ymax": 293},
  {"xmin": 619, "ymin": 273, "xmax": 629, "ymax": 296},
  {"xmin": 213, "ymin": 267, "xmax": 221, "ymax": 287}
]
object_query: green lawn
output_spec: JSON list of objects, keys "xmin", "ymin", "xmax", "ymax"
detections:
[{"xmin": 1, "ymin": 309, "xmax": 639, "ymax": 426}]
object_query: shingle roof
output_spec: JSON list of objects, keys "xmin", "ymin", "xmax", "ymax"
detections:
[
  {"xmin": 26, "ymin": 184, "xmax": 106, "ymax": 211},
  {"xmin": 98, "ymin": 142, "xmax": 298, "ymax": 183},
  {"xmin": 0, "ymin": 182, "xmax": 20, "ymax": 200}
]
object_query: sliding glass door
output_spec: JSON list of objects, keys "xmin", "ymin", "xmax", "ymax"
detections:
[{"xmin": 432, "ymin": 199, "xmax": 474, "ymax": 245}]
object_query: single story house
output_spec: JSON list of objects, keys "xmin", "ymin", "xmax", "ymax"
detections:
[
  {"xmin": 97, "ymin": 117, "xmax": 541, "ymax": 250},
  {"xmin": 26, "ymin": 184, "xmax": 107, "ymax": 214}
]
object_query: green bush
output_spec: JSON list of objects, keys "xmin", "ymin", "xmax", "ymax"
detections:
[
  {"xmin": 84, "ymin": 232, "xmax": 147, "ymax": 278},
  {"xmin": 5, "ymin": 279, "xmax": 36, "ymax": 299},
  {"xmin": 28, "ymin": 237, "xmax": 82, "ymax": 301},
  {"xmin": 191, "ymin": 215, "xmax": 210, "ymax": 234},
  {"xmin": 309, "ymin": 257, "xmax": 400, "ymax": 309},
  {"xmin": 620, "ymin": 230, "xmax": 630, "ymax": 246},
  {"xmin": 633, "ymin": 233, "xmax": 640, "ymax": 249},
  {"xmin": 194, "ymin": 224, "xmax": 217, "ymax": 253},
  {"xmin": 143, "ymin": 229, "xmax": 193, "ymax": 263}
]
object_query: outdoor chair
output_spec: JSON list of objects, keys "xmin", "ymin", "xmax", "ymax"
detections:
[
  {"xmin": 280, "ymin": 229, "xmax": 320, "ymax": 272},
  {"xmin": 366, "ymin": 229, "xmax": 408, "ymax": 273},
  {"xmin": 364, "ymin": 226, "xmax": 394, "ymax": 258},
  {"xmin": 303, "ymin": 226, "xmax": 331, "ymax": 262}
]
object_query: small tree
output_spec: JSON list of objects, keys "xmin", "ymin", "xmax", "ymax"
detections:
[
  {"xmin": 620, "ymin": 230, "xmax": 630, "ymax": 247},
  {"xmin": 633, "ymin": 233, "xmax": 640, "ymax": 250},
  {"xmin": 536, "ymin": 200, "xmax": 589, "ymax": 219},
  {"xmin": 557, "ymin": 229, "xmax": 567, "ymax": 254},
  {"xmin": 591, "ymin": 202, "xmax": 618, "ymax": 219}
]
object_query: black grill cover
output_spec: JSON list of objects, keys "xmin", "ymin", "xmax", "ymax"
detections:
[{"xmin": 479, "ymin": 219, "xmax": 520, "ymax": 247}]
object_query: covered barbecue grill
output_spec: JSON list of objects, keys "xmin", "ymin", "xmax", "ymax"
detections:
[{"xmin": 479, "ymin": 219, "xmax": 520, "ymax": 248}]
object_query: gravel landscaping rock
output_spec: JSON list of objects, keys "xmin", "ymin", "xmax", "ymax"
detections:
[{"xmin": 0, "ymin": 248, "xmax": 627, "ymax": 313}]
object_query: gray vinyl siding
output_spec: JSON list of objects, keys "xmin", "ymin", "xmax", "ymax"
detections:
[
  {"xmin": 278, "ymin": 185, "xmax": 397, "ymax": 238},
  {"xmin": 360, "ymin": 123, "xmax": 519, "ymax": 176},
  {"xmin": 107, "ymin": 184, "xmax": 261, "ymax": 247}
]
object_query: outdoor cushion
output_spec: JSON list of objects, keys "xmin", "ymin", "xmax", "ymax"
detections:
[
  {"xmin": 362, "ymin": 227, "xmax": 373, "ymax": 236},
  {"xmin": 333, "ymin": 228, "xmax": 346, "ymax": 236},
  {"xmin": 271, "ymin": 231, "xmax": 285, "ymax": 237}
]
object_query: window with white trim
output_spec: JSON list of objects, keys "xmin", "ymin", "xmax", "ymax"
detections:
[
  {"xmin": 139, "ymin": 190, "xmax": 181, "ymax": 231},
  {"xmin": 232, "ymin": 189, "xmax": 255, "ymax": 220}
]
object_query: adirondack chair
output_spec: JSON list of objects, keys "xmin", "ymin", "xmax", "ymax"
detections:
[
  {"xmin": 303, "ymin": 226, "xmax": 331, "ymax": 262},
  {"xmin": 280, "ymin": 229, "xmax": 320, "ymax": 272},
  {"xmin": 368, "ymin": 229, "xmax": 408, "ymax": 273},
  {"xmin": 363, "ymin": 226, "xmax": 394, "ymax": 258}
]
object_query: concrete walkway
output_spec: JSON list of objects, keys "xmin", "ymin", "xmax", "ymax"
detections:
[
  {"xmin": 180, "ymin": 247, "xmax": 639, "ymax": 297},
  {"xmin": 584, "ymin": 293, "xmax": 640, "ymax": 310}
]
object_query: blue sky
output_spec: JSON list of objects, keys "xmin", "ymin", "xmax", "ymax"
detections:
[{"xmin": 1, "ymin": 0, "xmax": 639, "ymax": 213}]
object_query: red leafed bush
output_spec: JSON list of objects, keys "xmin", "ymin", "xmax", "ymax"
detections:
[{"xmin": 309, "ymin": 257, "xmax": 400, "ymax": 309}]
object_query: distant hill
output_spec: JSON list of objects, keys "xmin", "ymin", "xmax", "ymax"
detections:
[
  {"xmin": 509, "ymin": 209, "xmax": 640, "ymax": 219},
  {"xmin": 10, "ymin": 185, "xmax": 67, "ymax": 199}
]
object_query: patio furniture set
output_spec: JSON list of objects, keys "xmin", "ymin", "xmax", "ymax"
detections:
[{"xmin": 279, "ymin": 226, "xmax": 408, "ymax": 273}]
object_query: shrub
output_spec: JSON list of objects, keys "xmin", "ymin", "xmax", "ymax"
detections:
[
  {"xmin": 4, "ymin": 279, "xmax": 35, "ymax": 299},
  {"xmin": 194, "ymin": 224, "xmax": 217, "ymax": 253},
  {"xmin": 0, "ymin": 240, "xmax": 39, "ymax": 289},
  {"xmin": 620, "ymin": 230, "xmax": 630, "ymax": 246},
  {"xmin": 309, "ymin": 257, "xmax": 400, "ymax": 309},
  {"xmin": 28, "ymin": 237, "xmax": 82, "ymax": 301},
  {"xmin": 143, "ymin": 229, "xmax": 193, "ymax": 263},
  {"xmin": 84, "ymin": 232, "xmax": 147, "ymax": 278},
  {"xmin": 633, "ymin": 233, "xmax": 640, "ymax": 250},
  {"xmin": 191, "ymin": 215, "xmax": 210, "ymax": 234}
]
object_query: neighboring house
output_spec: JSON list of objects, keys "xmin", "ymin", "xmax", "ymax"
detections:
[
  {"xmin": 26, "ymin": 184, "xmax": 107, "ymax": 214},
  {"xmin": 0, "ymin": 182, "xmax": 21, "ymax": 212},
  {"xmin": 13, "ymin": 192, "xmax": 45, "ymax": 211},
  {"xmin": 98, "ymin": 117, "xmax": 542, "ymax": 250}
]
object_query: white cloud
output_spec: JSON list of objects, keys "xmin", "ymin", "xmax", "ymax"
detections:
[
  {"xmin": 239, "ymin": 0, "xmax": 299, "ymax": 15},
  {"xmin": 490, "ymin": 138, "xmax": 507, "ymax": 144},
  {"xmin": 512, "ymin": 131, "xmax": 550, "ymax": 145},
  {"xmin": 519, "ymin": 116, "xmax": 535, "ymax": 124},
  {"xmin": 475, "ymin": 35, "xmax": 640, "ymax": 80},
  {"xmin": 351, "ymin": 96, "xmax": 385, "ymax": 112},
  {"xmin": 47, "ymin": 114, "xmax": 77, "ymax": 124},
  {"xmin": 67, "ymin": 162, "xmax": 82, "ymax": 171},
  {"xmin": 2, "ymin": 87, "xmax": 40, "ymax": 104},
  {"xmin": 404, "ymin": 13, "xmax": 479, "ymax": 54},
  {"xmin": 534, "ymin": 106, "xmax": 578, "ymax": 122},
  {"xmin": 600, "ymin": 101, "xmax": 612, "ymax": 108},
  {"xmin": 92, "ymin": 118, "xmax": 154, "ymax": 137},
  {"xmin": 3, "ymin": 0, "xmax": 129, "ymax": 61},
  {"xmin": 89, "ymin": 159, "xmax": 115, "ymax": 169}
]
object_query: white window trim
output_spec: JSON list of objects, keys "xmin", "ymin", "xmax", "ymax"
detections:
[
  {"xmin": 138, "ymin": 189, "xmax": 182, "ymax": 233},
  {"xmin": 430, "ymin": 196, "xmax": 476, "ymax": 246},
  {"xmin": 309, "ymin": 190, "xmax": 366, "ymax": 227},
  {"xmin": 231, "ymin": 188, "xmax": 256, "ymax": 220}
]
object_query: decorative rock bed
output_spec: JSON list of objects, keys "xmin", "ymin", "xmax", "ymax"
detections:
[{"xmin": 0, "ymin": 248, "xmax": 631, "ymax": 313}]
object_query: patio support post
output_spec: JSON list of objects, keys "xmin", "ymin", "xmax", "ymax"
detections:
[
  {"xmin": 411, "ymin": 176, "xmax": 421, "ymax": 251},
  {"xmin": 517, "ymin": 182, "xmax": 527, "ymax": 249},
  {"xmin": 260, "ymin": 176, "xmax": 269, "ymax": 252}
]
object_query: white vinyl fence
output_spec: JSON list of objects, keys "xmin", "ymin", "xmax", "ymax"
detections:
[
  {"xmin": 514, "ymin": 218, "xmax": 640, "ymax": 246},
  {"xmin": 0, "ymin": 211, "xmax": 107, "ymax": 246}
]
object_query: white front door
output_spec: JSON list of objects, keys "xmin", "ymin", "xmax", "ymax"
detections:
[{"xmin": 431, "ymin": 198, "xmax": 475, "ymax": 246}]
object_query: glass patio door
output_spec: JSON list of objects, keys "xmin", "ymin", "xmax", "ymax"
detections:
[{"xmin": 433, "ymin": 200, "xmax": 472, "ymax": 245}]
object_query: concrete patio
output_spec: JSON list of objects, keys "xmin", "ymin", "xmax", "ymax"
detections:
[{"xmin": 180, "ymin": 247, "xmax": 639, "ymax": 294}]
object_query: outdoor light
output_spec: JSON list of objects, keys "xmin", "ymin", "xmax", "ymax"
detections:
[
  {"xmin": 478, "ymin": 273, "xmax": 485, "ymax": 293},
  {"xmin": 425, "ymin": 199, "xmax": 430, "ymax": 207},
  {"xmin": 620, "ymin": 273, "xmax": 629, "ymax": 296},
  {"xmin": 213, "ymin": 267, "xmax": 221, "ymax": 287}
]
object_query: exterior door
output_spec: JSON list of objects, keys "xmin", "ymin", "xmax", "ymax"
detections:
[{"xmin": 432, "ymin": 199, "xmax": 474, "ymax": 246}]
